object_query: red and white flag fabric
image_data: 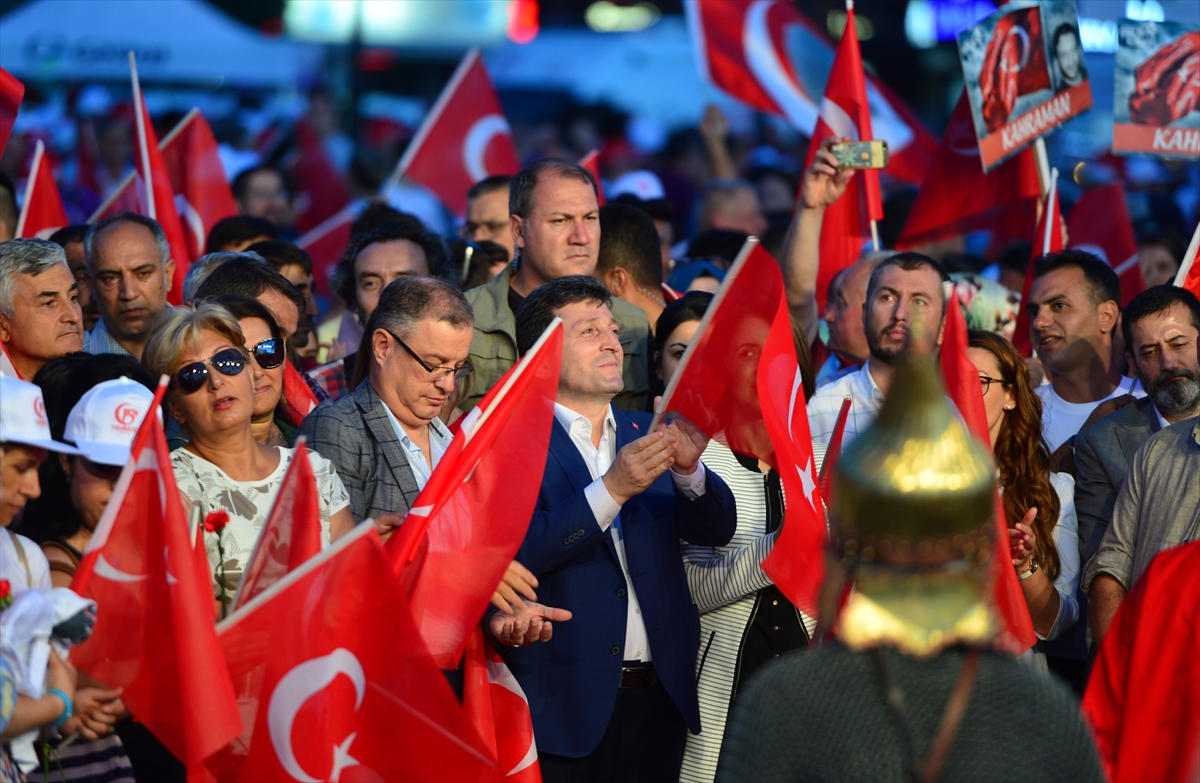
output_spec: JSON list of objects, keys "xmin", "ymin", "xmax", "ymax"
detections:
[
  {"xmin": 70, "ymin": 380, "xmax": 242, "ymax": 772},
  {"xmin": 978, "ymin": 6, "xmax": 1052, "ymax": 134},
  {"xmin": 463, "ymin": 627, "xmax": 540, "ymax": 782},
  {"xmin": 383, "ymin": 49, "xmax": 520, "ymax": 216},
  {"xmin": 230, "ymin": 438, "xmax": 323, "ymax": 612},
  {"xmin": 281, "ymin": 362, "xmax": 322, "ymax": 427},
  {"xmin": 1067, "ymin": 183, "xmax": 1145, "ymax": 306},
  {"xmin": 658, "ymin": 239, "xmax": 828, "ymax": 614},
  {"xmin": 296, "ymin": 205, "xmax": 356, "ymax": 297},
  {"xmin": 208, "ymin": 523, "xmax": 500, "ymax": 782},
  {"xmin": 92, "ymin": 109, "xmax": 238, "ymax": 262},
  {"xmin": 386, "ymin": 321, "xmax": 563, "ymax": 668},
  {"xmin": 803, "ymin": 1, "xmax": 883, "ymax": 312},
  {"xmin": 817, "ymin": 396, "xmax": 851, "ymax": 502},
  {"xmin": 579, "ymin": 150, "xmax": 604, "ymax": 205},
  {"xmin": 685, "ymin": 0, "xmax": 935, "ymax": 185},
  {"xmin": 293, "ymin": 118, "xmax": 351, "ymax": 233},
  {"xmin": 1175, "ymin": 222, "xmax": 1200, "ymax": 299},
  {"xmin": 1012, "ymin": 168, "xmax": 1064, "ymax": 357},
  {"xmin": 15, "ymin": 140, "xmax": 69, "ymax": 238},
  {"xmin": 0, "ymin": 67, "xmax": 22, "ymax": 154},
  {"xmin": 938, "ymin": 284, "xmax": 1037, "ymax": 655},
  {"xmin": 897, "ymin": 90, "xmax": 1041, "ymax": 251}
]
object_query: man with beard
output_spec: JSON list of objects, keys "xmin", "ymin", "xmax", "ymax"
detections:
[
  {"xmin": 1075, "ymin": 286, "xmax": 1200, "ymax": 571},
  {"xmin": 808, "ymin": 253, "xmax": 949, "ymax": 446},
  {"xmin": 1025, "ymin": 250, "xmax": 1143, "ymax": 453},
  {"xmin": 1081, "ymin": 286, "xmax": 1200, "ymax": 647}
]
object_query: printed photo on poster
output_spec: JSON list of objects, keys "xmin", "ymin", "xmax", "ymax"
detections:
[
  {"xmin": 1113, "ymin": 19, "xmax": 1199, "ymax": 159},
  {"xmin": 958, "ymin": 0, "xmax": 1093, "ymax": 172}
]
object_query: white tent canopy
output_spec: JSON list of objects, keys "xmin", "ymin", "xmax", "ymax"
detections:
[{"xmin": 0, "ymin": 0, "xmax": 311, "ymax": 87}]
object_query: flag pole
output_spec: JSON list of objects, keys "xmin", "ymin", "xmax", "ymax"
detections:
[
  {"xmin": 87, "ymin": 108, "xmax": 198, "ymax": 223},
  {"xmin": 1175, "ymin": 221, "xmax": 1200, "ymax": 287},
  {"xmin": 869, "ymin": 220, "xmax": 880, "ymax": 251},
  {"xmin": 128, "ymin": 51, "xmax": 155, "ymax": 220},
  {"xmin": 13, "ymin": 139, "xmax": 43, "ymax": 238}
]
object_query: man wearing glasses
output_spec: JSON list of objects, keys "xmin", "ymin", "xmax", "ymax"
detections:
[{"xmin": 299, "ymin": 276, "xmax": 473, "ymax": 522}]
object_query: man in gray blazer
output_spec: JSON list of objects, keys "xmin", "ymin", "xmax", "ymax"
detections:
[
  {"xmin": 1075, "ymin": 285, "xmax": 1200, "ymax": 569},
  {"xmin": 299, "ymin": 276, "xmax": 474, "ymax": 522}
]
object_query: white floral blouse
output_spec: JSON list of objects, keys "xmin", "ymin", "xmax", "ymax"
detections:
[{"xmin": 171, "ymin": 446, "xmax": 351, "ymax": 595}]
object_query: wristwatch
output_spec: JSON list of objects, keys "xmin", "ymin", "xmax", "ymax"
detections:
[{"xmin": 1017, "ymin": 557, "xmax": 1040, "ymax": 581}]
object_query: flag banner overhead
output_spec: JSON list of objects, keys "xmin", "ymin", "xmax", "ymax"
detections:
[
  {"xmin": 210, "ymin": 524, "xmax": 500, "ymax": 783},
  {"xmin": 684, "ymin": 0, "xmax": 936, "ymax": 185},
  {"xmin": 0, "ymin": 66, "xmax": 22, "ymax": 153},
  {"xmin": 658, "ymin": 239, "xmax": 827, "ymax": 614},
  {"xmin": 1066, "ymin": 183, "xmax": 1145, "ymax": 306},
  {"xmin": 70, "ymin": 380, "xmax": 242, "ymax": 770},
  {"xmin": 897, "ymin": 90, "xmax": 1040, "ymax": 250},
  {"xmin": 384, "ymin": 49, "xmax": 520, "ymax": 216},
  {"xmin": 1113, "ymin": 20, "xmax": 1199, "ymax": 159},
  {"xmin": 15, "ymin": 139, "xmax": 69, "ymax": 238},
  {"xmin": 386, "ymin": 320, "xmax": 563, "ymax": 668},
  {"xmin": 957, "ymin": 1, "xmax": 1092, "ymax": 172}
]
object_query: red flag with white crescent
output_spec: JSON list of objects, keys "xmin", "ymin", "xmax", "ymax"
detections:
[
  {"xmin": 384, "ymin": 49, "xmax": 520, "ymax": 216},
  {"xmin": 463, "ymin": 628, "xmax": 541, "ymax": 781},
  {"xmin": 15, "ymin": 140, "xmax": 69, "ymax": 239}
]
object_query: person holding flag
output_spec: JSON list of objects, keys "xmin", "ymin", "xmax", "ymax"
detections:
[{"xmin": 501, "ymin": 275, "xmax": 736, "ymax": 781}]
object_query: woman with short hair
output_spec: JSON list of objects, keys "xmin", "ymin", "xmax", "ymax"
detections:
[{"xmin": 142, "ymin": 303, "xmax": 353, "ymax": 600}]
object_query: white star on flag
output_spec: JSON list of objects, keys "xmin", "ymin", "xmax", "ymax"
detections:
[{"xmin": 796, "ymin": 456, "xmax": 817, "ymax": 510}]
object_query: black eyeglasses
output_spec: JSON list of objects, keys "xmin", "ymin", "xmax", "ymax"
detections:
[
  {"xmin": 979, "ymin": 374, "xmax": 1008, "ymax": 395},
  {"xmin": 248, "ymin": 338, "xmax": 285, "ymax": 370},
  {"xmin": 384, "ymin": 329, "xmax": 473, "ymax": 383},
  {"xmin": 174, "ymin": 347, "xmax": 247, "ymax": 394}
]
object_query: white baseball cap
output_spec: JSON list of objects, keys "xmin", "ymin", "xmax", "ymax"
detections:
[
  {"xmin": 0, "ymin": 375, "xmax": 81, "ymax": 455},
  {"xmin": 609, "ymin": 170, "xmax": 666, "ymax": 201},
  {"xmin": 64, "ymin": 378, "xmax": 157, "ymax": 466}
]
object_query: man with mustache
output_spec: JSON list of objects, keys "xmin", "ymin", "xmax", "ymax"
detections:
[
  {"xmin": 1079, "ymin": 285, "xmax": 1200, "ymax": 646},
  {"xmin": 0, "ymin": 239, "xmax": 83, "ymax": 380},
  {"xmin": 1025, "ymin": 250, "xmax": 1143, "ymax": 453},
  {"xmin": 808, "ymin": 252, "xmax": 949, "ymax": 446},
  {"xmin": 82, "ymin": 213, "xmax": 176, "ymax": 360}
]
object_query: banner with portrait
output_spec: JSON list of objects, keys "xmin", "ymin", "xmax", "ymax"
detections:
[
  {"xmin": 957, "ymin": 0, "xmax": 1092, "ymax": 172},
  {"xmin": 1113, "ymin": 19, "xmax": 1199, "ymax": 159}
]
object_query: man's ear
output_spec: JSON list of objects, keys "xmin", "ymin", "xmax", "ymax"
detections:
[
  {"xmin": 1099, "ymin": 300, "xmax": 1120, "ymax": 333},
  {"xmin": 511, "ymin": 215, "xmax": 526, "ymax": 251},
  {"xmin": 371, "ymin": 328, "xmax": 391, "ymax": 367},
  {"xmin": 164, "ymin": 257, "xmax": 177, "ymax": 294},
  {"xmin": 602, "ymin": 267, "xmax": 629, "ymax": 298},
  {"xmin": 0, "ymin": 313, "xmax": 11, "ymax": 343}
]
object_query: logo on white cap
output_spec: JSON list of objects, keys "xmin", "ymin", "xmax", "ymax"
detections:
[
  {"xmin": 34, "ymin": 397, "xmax": 47, "ymax": 427},
  {"xmin": 113, "ymin": 403, "xmax": 141, "ymax": 432},
  {"xmin": 64, "ymin": 378, "xmax": 156, "ymax": 466}
]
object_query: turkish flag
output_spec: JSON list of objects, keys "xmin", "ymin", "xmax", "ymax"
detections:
[
  {"xmin": 579, "ymin": 149, "xmax": 604, "ymax": 205},
  {"xmin": 803, "ymin": 4, "xmax": 883, "ymax": 312},
  {"xmin": 1129, "ymin": 31, "xmax": 1200, "ymax": 126},
  {"xmin": 158, "ymin": 109, "xmax": 239, "ymax": 259},
  {"xmin": 463, "ymin": 628, "xmax": 541, "ymax": 782},
  {"xmin": 1012, "ymin": 169, "xmax": 1064, "ymax": 357},
  {"xmin": 296, "ymin": 206, "xmax": 355, "ymax": 297},
  {"xmin": 979, "ymin": 6, "xmax": 1052, "ymax": 133},
  {"xmin": 659, "ymin": 239, "xmax": 827, "ymax": 614},
  {"xmin": 15, "ymin": 140, "xmax": 69, "ymax": 238},
  {"xmin": 208, "ymin": 524, "xmax": 500, "ymax": 783},
  {"xmin": 386, "ymin": 321, "xmax": 562, "ymax": 667},
  {"xmin": 230, "ymin": 438, "xmax": 323, "ymax": 613},
  {"xmin": 938, "ymin": 286, "xmax": 1037, "ymax": 655},
  {"xmin": 0, "ymin": 67, "xmax": 22, "ymax": 154},
  {"xmin": 897, "ymin": 91, "xmax": 1040, "ymax": 250},
  {"xmin": 293, "ymin": 118, "xmax": 351, "ymax": 233},
  {"xmin": 1067, "ymin": 183, "xmax": 1145, "ymax": 306},
  {"xmin": 389, "ymin": 49, "xmax": 520, "ymax": 216},
  {"xmin": 1176, "ymin": 224, "xmax": 1200, "ymax": 299},
  {"xmin": 1082, "ymin": 541, "xmax": 1200, "ymax": 783},
  {"xmin": 684, "ymin": 0, "xmax": 935, "ymax": 185},
  {"xmin": 817, "ymin": 396, "xmax": 851, "ymax": 504},
  {"xmin": 281, "ymin": 361, "xmax": 323, "ymax": 427},
  {"xmin": 70, "ymin": 382, "xmax": 242, "ymax": 770}
]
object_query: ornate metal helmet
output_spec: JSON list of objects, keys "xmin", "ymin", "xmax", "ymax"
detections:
[{"xmin": 830, "ymin": 353, "xmax": 997, "ymax": 656}]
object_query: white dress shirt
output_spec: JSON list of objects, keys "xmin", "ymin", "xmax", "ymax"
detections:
[
  {"xmin": 553, "ymin": 403, "xmax": 707, "ymax": 662},
  {"xmin": 807, "ymin": 359, "xmax": 886, "ymax": 448},
  {"xmin": 381, "ymin": 406, "xmax": 453, "ymax": 491}
]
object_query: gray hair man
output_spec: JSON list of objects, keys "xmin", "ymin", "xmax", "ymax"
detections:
[
  {"xmin": 82, "ymin": 213, "xmax": 176, "ymax": 359},
  {"xmin": 0, "ymin": 238, "xmax": 83, "ymax": 379}
]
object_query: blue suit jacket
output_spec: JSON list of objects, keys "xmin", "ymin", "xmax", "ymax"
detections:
[{"xmin": 498, "ymin": 408, "xmax": 737, "ymax": 759}]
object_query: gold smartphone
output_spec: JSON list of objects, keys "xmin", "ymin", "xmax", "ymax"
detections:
[{"xmin": 830, "ymin": 140, "xmax": 889, "ymax": 169}]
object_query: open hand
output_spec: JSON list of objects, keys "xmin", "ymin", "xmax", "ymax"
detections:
[
  {"xmin": 489, "ymin": 601, "xmax": 574, "ymax": 647},
  {"xmin": 602, "ymin": 430, "xmax": 678, "ymax": 505},
  {"xmin": 800, "ymin": 137, "xmax": 855, "ymax": 211},
  {"xmin": 659, "ymin": 406, "xmax": 708, "ymax": 476}
]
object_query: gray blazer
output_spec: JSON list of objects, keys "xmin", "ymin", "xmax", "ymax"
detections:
[
  {"xmin": 297, "ymin": 381, "xmax": 421, "ymax": 522},
  {"xmin": 1074, "ymin": 396, "xmax": 1160, "ymax": 570}
]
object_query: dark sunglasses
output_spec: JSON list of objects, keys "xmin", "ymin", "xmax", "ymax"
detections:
[
  {"xmin": 248, "ymin": 338, "xmax": 285, "ymax": 370},
  {"xmin": 174, "ymin": 347, "xmax": 247, "ymax": 394}
]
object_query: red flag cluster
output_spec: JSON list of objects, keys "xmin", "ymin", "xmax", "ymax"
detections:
[{"xmin": 15, "ymin": 140, "xmax": 69, "ymax": 239}]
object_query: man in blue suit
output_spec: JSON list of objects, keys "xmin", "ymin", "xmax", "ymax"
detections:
[{"xmin": 499, "ymin": 275, "xmax": 736, "ymax": 782}]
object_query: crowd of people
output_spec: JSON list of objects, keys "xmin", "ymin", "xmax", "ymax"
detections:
[{"xmin": 0, "ymin": 99, "xmax": 1197, "ymax": 782}]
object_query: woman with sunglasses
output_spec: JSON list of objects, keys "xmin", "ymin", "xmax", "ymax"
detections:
[
  {"xmin": 142, "ymin": 304, "xmax": 353, "ymax": 600},
  {"xmin": 215, "ymin": 295, "xmax": 295, "ymax": 448},
  {"xmin": 968, "ymin": 330, "xmax": 1081, "ymax": 677}
]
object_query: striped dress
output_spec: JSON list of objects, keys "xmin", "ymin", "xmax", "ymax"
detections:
[{"xmin": 679, "ymin": 440, "xmax": 825, "ymax": 783}]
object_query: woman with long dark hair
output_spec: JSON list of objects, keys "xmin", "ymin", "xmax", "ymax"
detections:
[{"xmin": 967, "ymin": 330, "xmax": 1078, "ymax": 643}]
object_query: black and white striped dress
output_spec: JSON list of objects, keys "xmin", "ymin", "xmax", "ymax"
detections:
[{"xmin": 679, "ymin": 441, "xmax": 825, "ymax": 783}]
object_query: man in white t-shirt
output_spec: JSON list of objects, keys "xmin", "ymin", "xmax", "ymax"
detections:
[{"xmin": 1025, "ymin": 250, "xmax": 1144, "ymax": 453}]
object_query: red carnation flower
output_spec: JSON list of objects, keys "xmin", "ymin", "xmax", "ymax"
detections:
[{"xmin": 203, "ymin": 510, "xmax": 230, "ymax": 534}]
